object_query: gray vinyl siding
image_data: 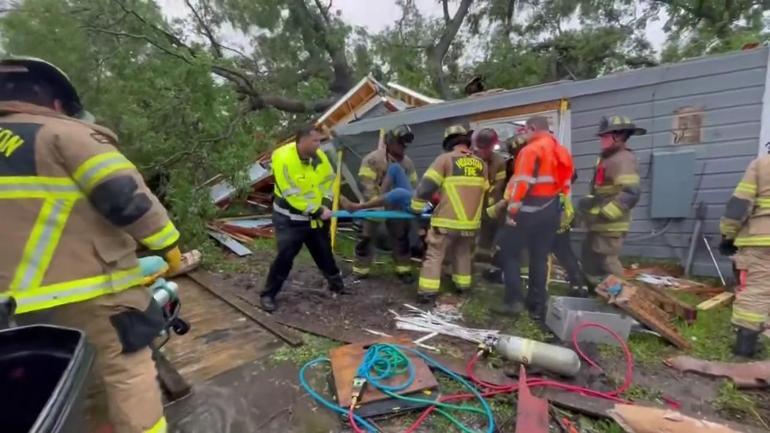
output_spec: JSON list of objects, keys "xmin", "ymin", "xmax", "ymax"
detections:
[{"xmin": 335, "ymin": 48, "xmax": 770, "ymax": 278}]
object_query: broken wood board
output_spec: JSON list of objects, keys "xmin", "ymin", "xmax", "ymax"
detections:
[
  {"xmin": 186, "ymin": 271, "xmax": 302, "ymax": 347},
  {"xmin": 330, "ymin": 338, "xmax": 439, "ymax": 414},
  {"xmin": 160, "ymin": 276, "xmax": 283, "ymax": 383},
  {"xmin": 541, "ymin": 389, "xmax": 614, "ymax": 418},
  {"xmin": 646, "ymin": 285, "xmax": 698, "ymax": 324},
  {"xmin": 665, "ymin": 356, "xmax": 770, "ymax": 389},
  {"xmin": 515, "ymin": 366, "xmax": 549, "ymax": 433},
  {"xmin": 609, "ymin": 404, "xmax": 747, "ymax": 433},
  {"xmin": 596, "ymin": 275, "xmax": 691, "ymax": 349},
  {"xmin": 153, "ymin": 349, "xmax": 192, "ymax": 402},
  {"xmin": 207, "ymin": 230, "xmax": 252, "ymax": 256},
  {"xmin": 697, "ymin": 292, "xmax": 734, "ymax": 311}
]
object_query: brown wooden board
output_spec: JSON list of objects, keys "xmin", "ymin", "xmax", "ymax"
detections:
[
  {"xmin": 160, "ymin": 276, "xmax": 284, "ymax": 383},
  {"xmin": 646, "ymin": 285, "xmax": 698, "ymax": 324},
  {"xmin": 697, "ymin": 292, "xmax": 735, "ymax": 311},
  {"xmin": 187, "ymin": 271, "xmax": 303, "ymax": 346},
  {"xmin": 596, "ymin": 275, "xmax": 691, "ymax": 349},
  {"xmin": 330, "ymin": 338, "xmax": 439, "ymax": 408}
]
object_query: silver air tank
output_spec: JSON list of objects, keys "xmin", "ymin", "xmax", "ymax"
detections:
[{"xmin": 493, "ymin": 334, "xmax": 581, "ymax": 377}]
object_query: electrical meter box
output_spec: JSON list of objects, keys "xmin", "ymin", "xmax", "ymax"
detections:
[{"xmin": 650, "ymin": 150, "xmax": 696, "ymax": 219}]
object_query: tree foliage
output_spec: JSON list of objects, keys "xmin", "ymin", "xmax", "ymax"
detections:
[{"xmin": 0, "ymin": 0, "xmax": 767, "ymax": 249}]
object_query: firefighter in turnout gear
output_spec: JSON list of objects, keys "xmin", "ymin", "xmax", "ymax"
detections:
[
  {"xmin": 351, "ymin": 125, "xmax": 418, "ymax": 282},
  {"xmin": 579, "ymin": 115, "xmax": 643, "ymax": 284},
  {"xmin": 0, "ymin": 57, "xmax": 179, "ymax": 433},
  {"xmin": 720, "ymin": 155, "xmax": 770, "ymax": 357},
  {"xmin": 492, "ymin": 117, "xmax": 573, "ymax": 320},
  {"xmin": 261, "ymin": 126, "xmax": 344, "ymax": 312},
  {"xmin": 471, "ymin": 128, "xmax": 507, "ymax": 262},
  {"xmin": 411, "ymin": 125, "xmax": 488, "ymax": 303}
]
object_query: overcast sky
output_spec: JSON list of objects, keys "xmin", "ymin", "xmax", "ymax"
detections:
[{"xmin": 160, "ymin": 0, "xmax": 668, "ymax": 52}]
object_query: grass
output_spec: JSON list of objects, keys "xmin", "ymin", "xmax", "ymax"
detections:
[
  {"xmin": 580, "ymin": 417, "xmax": 625, "ymax": 433},
  {"xmin": 715, "ymin": 381, "xmax": 769, "ymax": 429},
  {"xmin": 270, "ymin": 334, "xmax": 340, "ymax": 366},
  {"xmin": 624, "ymin": 383, "xmax": 663, "ymax": 402}
]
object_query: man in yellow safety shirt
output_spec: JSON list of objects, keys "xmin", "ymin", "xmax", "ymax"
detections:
[
  {"xmin": 720, "ymin": 154, "xmax": 770, "ymax": 357},
  {"xmin": 410, "ymin": 125, "xmax": 488, "ymax": 303},
  {"xmin": 260, "ymin": 125, "xmax": 343, "ymax": 312},
  {"xmin": 0, "ymin": 56, "xmax": 180, "ymax": 433}
]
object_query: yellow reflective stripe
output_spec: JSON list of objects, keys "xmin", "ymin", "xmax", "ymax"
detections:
[
  {"xmin": 424, "ymin": 168, "xmax": 444, "ymax": 185},
  {"xmin": 735, "ymin": 182, "xmax": 757, "ymax": 195},
  {"xmin": 735, "ymin": 235, "xmax": 770, "ymax": 247},
  {"xmin": 409, "ymin": 171, "xmax": 418, "ymax": 184},
  {"xmin": 614, "ymin": 174, "xmax": 640, "ymax": 185},
  {"xmin": 443, "ymin": 184, "xmax": 468, "ymax": 222},
  {"xmin": 732, "ymin": 308, "xmax": 767, "ymax": 324},
  {"xmin": 590, "ymin": 222, "xmax": 629, "ymax": 232},
  {"xmin": 756, "ymin": 198, "xmax": 770, "ymax": 208},
  {"xmin": 719, "ymin": 220, "xmax": 740, "ymax": 237},
  {"xmin": 411, "ymin": 198, "xmax": 427, "ymax": 213},
  {"xmin": 444, "ymin": 177, "xmax": 486, "ymax": 187},
  {"xmin": 419, "ymin": 277, "xmax": 440, "ymax": 290},
  {"xmin": 145, "ymin": 417, "xmax": 168, "ymax": 433},
  {"xmin": 13, "ymin": 267, "xmax": 144, "ymax": 314},
  {"xmin": 452, "ymin": 274, "xmax": 471, "ymax": 286},
  {"xmin": 395, "ymin": 265, "xmax": 412, "ymax": 274},
  {"xmin": 594, "ymin": 185, "xmax": 617, "ymax": 194},
  {"xmin": 494, "ymin": 170, "xmax": 507, "ymax": 181},
  {"xmin": 601, "ymin": 202, "xmax": 624, "ymax": 220},
  {"xmin": 72, "ymin": 152, "xmax": 136, "ymax": 192},
  {"xmin": 0, "ymin": 176, "xmax": 82, "ymax": 199},
  {"xmin": 141, "ymin": 221, "xmax": 180, "ymax": 251},
  {"xmin": 430, "ymin": 218, "xmax": 481, "ymax": 230},
  {"xmin": 359, "ymin": 166, "xmax": 377, "ymax": 179},
  {"xmin": 352, "ymin": 266, "xmax": 370, "ymax": 275},
  {"xmin": 10, "ymin": 198, "xmax": 77, "ymax": 291}
]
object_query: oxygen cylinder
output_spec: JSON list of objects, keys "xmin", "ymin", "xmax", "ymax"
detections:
[{"xmin": 494, "ymin": 334, "xmax": 581, "ymax": 377}]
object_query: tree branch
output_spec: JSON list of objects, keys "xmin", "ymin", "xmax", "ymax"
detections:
[
  {"xmin": 313, "ymin": 0, "xmax": 332, "ymax": 24},
  {"xmin": 427, "ymin": 0, "xmax": 474, "ymax": 98},
  {"xmin": 81, "ymin": 26, "xmax": 193, "ymax": 64},
  {"xmin": 183, "ymin": 0, "xmax": 222, "ymax": 58},
  {"xmin": 442, "ymin": 0, "xmax": 450, "ymax": 25}
]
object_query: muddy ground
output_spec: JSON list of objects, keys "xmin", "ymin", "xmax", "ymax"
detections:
[{"xmin": 200, "ymin": 240, "xmax": 770, "ymax": 432}]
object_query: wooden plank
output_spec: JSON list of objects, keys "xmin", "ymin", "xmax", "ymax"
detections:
[
  {"xmin": 187, "ymin": 271, "xmax": 303, "ymax": 347},
  {"xmin": 470, "ymin": 100, "xmax": 562, "ymax": 123},
  {"xmin": 153, "ymin": 349, "xmax": 192, "ymax": 402},
  {"xmin": 161, "ymin": 276, "xmax": 282, "ymax": 382},
  {"xmin": 207, "ymin": 230, "xmax": 252, "ymax": 256},
  {"xmin": 697, "ymin": 292, "xmax": 734, "ymax": 311}
]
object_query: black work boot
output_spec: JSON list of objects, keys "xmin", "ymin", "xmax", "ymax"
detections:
[
  {"xmin": 483, "ymin": 268, "xmax": 504, "ymax": 284},
  {"xmin": 491, "ymin": 302, "xmax": 525, "ymax": 318},
  {"xmin": 569, "ymin": 285, "xmax": 590, "ymax": 298},
  {"xmin": 260, "ymin": 295, "xmax": 277, "ymax": 313},
  {"xmin": 417, "ymin": 292, "xmax": 438, "ymax": 306},
  {"xmin": 327, "ymin": 274, "xmax": 345, "ymax": 294},
  {"xmin": 528, "ymin": 303, "xmax": 547, "ymax": 324},
  {"xmin": 733, "ymin": 326, "xmax": 761, "ymax": 358},
  {"xmin": 397, "ymin": 272, "xmax": 415, "ymax": 285}
]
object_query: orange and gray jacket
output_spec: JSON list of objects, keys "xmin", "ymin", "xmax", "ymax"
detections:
[
  {"xmin": 358, "ymin": 148, "xmax": 417, "ymax": 201},
  {"xmin": 721, "ymin": 155, "xmax": 770, "ymax": 247},
  {"xmin": 410, "ymin": 148, "xmax": 488, "ymax": 231},
  {"xmin": 0, "ymin": 102, "xmax": 179, "ymax": 314},
  {"xmin": 585, "ymin": 147, "xmax": 640, "ymax": 234}
]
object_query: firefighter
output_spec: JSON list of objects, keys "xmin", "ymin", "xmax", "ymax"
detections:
[
  {"xmin": 579, "ymin": 116, "xmax": 643, "ymax": 284},
  {"xmin": 552, "ymin": 178, "xmax": 590, "ymax": 296},
  {"xmin": 260, "ymin": 125, "xmax": 343, "ymax": 312},
  {"xmin": 351, "ymin": 125, "xmax": 418, "ymax": 282},
  {"xmin": 410, "ymin": 125, "xmax": 488, "ymax": 303},
  {"xmin": 491, "ymin": 116, "xmax": 573, "ymax": 320},
  {"xmin": 0, "ymin": 57, "xmax": 180, "ymax": 433},
  {"xmin": 719, "ymin": 155, "xmax": 770, "ymax": 357},
  {"xmin": 471, "ymin": 128, "xmax": 507, "ymax": 263}
]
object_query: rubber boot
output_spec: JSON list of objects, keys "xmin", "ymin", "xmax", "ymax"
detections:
[
  {"xmin": 733, "ymin": 326, "xmax": 760, "ymax": 358},
  {"xmin": 528, "ymin": 302, "xmax": 547, "ymax": 324},
  {"xmin": 417, "ymin": 292, "xmax": 438, "ymax": 306},
  {"xmin": 397, "ymin": 272, "xmax": 415, "ymax": 285},
  {"xmin": 259, "ymin": 295, "xmax": 277, "ymax": 313},
  {"xmin": 483, "ymin": 268, "xmax": 503, "ymax": 284},
  {"xmin": 569, "ymin": 285, "xmax": 590, "ymax": 298}
]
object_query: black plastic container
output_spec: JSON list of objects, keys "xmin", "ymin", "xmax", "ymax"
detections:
[{"xmin": 0, "ymin": 325, "xmax": 94, "ymax": 433}]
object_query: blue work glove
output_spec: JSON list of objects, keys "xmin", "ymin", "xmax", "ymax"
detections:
[{"xmin": 608, "ymin": 282, "xmax": 623, "ymax": 296}]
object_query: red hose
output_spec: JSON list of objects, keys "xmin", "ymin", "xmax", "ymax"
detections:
[{"xmin": 349, "ymin": 322, "xmax": 635, "ymax": 433}]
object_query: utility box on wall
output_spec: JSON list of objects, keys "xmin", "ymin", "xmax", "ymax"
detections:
[{"xmin": 650, "ymin": 150, "xmax": 696, "ymax": 219}]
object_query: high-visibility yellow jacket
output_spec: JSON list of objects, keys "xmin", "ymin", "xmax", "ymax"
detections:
[
  {"xmin": 721, "ymin": 155, "xmax": 770, "ymax": 246},
  {"xmin": 0, "ymin": 101, "xmax": 179, "ymax": 314},
  {"xmin": 411, "ymin": 147, "xmax": 488, "ymax": 231},
  {"xmin": 272, "ymin": 142, "xmax": 335, "ymax": 223}
]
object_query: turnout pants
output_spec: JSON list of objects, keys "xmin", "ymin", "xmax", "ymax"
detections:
[
  {"xmin": 354, "ymin": 219, "xmax": 412, "ymax": 277},
  {"xmin": 581, "ymin": 231, "xmax": 624, "ymax": 284},
  {"xmin": 263, "ymin": 212, "xmax": 342, "ymax": 298},
  {"xmin": 475, "ymin": 216, "xmax": 501, "ymax": 262},
  {"xmin": 732, "ymin": 247, "xmax": 770, "ymax": 331},
  {"xmin": 552, "ymin": 230, "xmax": 586, "ymax": 287},
  {"xmin": 497, "ymin": 199, "xmax": 560, "ymax": 309},
  {"xmin": 419, "ymin": 228, "xmax": 475, "ymax": 294},
  {"xmin": 51, "ymin": 287, "xmax": 167, "ymax": 433}
]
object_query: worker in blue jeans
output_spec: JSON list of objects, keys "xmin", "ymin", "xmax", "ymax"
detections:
[{"xmin": 342, "ymin": 163, "xmax": 416, "ymax": 212}]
